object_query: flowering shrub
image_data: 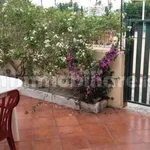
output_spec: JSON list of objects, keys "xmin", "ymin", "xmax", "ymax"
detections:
[
  {"xmin": 99, "ymin": 48, "xmax": 118, "ymax": 70},
  {"xmin": 0, "ymin": 0, "xmax": 119, "ymax": 104},
  {"xmin": 0, "ymin": 0, "xmax": 96, "ymax": 76},
  {"xmin": 66, "ymin": 46, "xmax": 118, "ymax": 104}
]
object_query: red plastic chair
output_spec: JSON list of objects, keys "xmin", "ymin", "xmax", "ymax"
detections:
[{"xmin": 0, "ymin": 90, "xmax": 20, "ymax": 150}]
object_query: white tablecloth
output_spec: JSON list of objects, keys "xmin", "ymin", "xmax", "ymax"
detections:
[{"xmin": 0, "ymin": 76, "xmax": 23, "ymax": 141}]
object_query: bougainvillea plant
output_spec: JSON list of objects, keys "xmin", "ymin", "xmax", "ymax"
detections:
[{"xmin": 66, "ymin": 46, "xmax": 118, "ymax": 104}]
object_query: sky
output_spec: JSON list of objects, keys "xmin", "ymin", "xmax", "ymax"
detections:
[{"xmin": 32, "ymin": 0, "xmax": 122, "ymax": 10}]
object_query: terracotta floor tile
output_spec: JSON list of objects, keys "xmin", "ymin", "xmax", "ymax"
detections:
[
  {"xmin": 97, "ymin": 113, "xmax": 122, "ymax": 122},
  {"xmin": 32, "ymin": 111, "xmax": 53, "ymax": 118},
  {"xmin": 0, "ymin": 144, "xmax": 4, "ymax": 150},
  {"xmin": 4, "ymin": 141, "xmax": 32, "ymax": 150},
  {"xmin": 140, "ymin": 113, "xmax": 150, "ymax": 118},
  {"xmin": 86, "ymin": 134, "xmax": 115, "ymax": 148},
  {"xmin": 55, "ymin": 116, "xmax": 79, "ymax": 126},
  {"xmin": 33, "ymin": 127, "xmax": 59, "ymax": 140},
  {"xmin": 3, "ymin": 145, "xmax": 9, "ymax": 150},
  {"xmin": 118, "ymin": 110, "xmax": 140, "ymax": 114},
  {"xmin": 33, "ymin": 139, "xmax": 62, "ymax": 150},
  {"xmin": 135, "ymin": 130, "xmax": 150, "ymax": 143},
  {"xmin": 102, "ymin": 108, "xmax": 117, "ymax": 114},
  {"xmin": 75, "ymin": 108, "xmax": 116, "ymax": 116},
  {"xmin": 77, "ymin": 149, "xmax": 91, "ymax": 150},
  {"xmin": 125, "ymin": 118, "xmax": 150, "ymax": 130},
  {"xmin": 31, "ymin": 99, "xmax": 51, "ymax": 107},
  {"xmin": 58, "ymin": 126, "xmax": 84, "ymax": 137},
  {"xmin": 17, "ymin": 110, "xmax": 33, "ymax": 119},
  {"xmin": 119, "ymin": 111, "xmax": 142, "ymax": 121},
  {"xmin": 61, "ymin": 135, "xmax": 90, "ymax": 150},
  {"xmin": 74, "ymin": 110, "xmax": 94, "ymax": 116},
  {"xmin": 81, "ymin": 123, "xmax": 109, "ymax": 135},
  {"xmin": 32, "ymin": 104, "xmax": 53, "ymax": 118},
  {"xmin": 31, "ymin": 98, "xmax": 42, "ymax": 104},
  {"xmin": 21, "ymin": 95, "xmax": 33, "ymax": 100},
  {"xmin": 53, "ymin": 104, "xmax": 66, "ymax": 109},
  {"xmin": 6, "ymin": 96, "xmax": 150, "ymax": 150},
  {"xmin": 92, "ymin": 144, "xmax": 120, "ymax": 150},
  {"xmin": 17, "ymin": 105, "xmax": 32, "ymax": 112},
  {"xmin": 145, "ymin": 143, "xmax": 150, "ymax": 149},
  {"xmin": 104, "ymin": 121, "xmax": 132, "ymax": 133},
  {"xmin": 33, "ymin": 101, "xmax": 53, "ymax": 111},
  {"xmin": 18, "ymin": 98, "xmax": 33, "ymax": 108},
  {"xmin": 33, "ymin": 117, "xmax": 56, "ymax": 128},
  {"xmin": 19, "ymin": 129, "xmax": 33, "ymax": 141},
  {"xmin": 114, "ymin": 109, "xmax": 136, "ymax": 114},
  {"xmin": 53, "ymin": 107, "xmax": 74, "ymax": 117},
  {"xmin": 3, "ymin": 144, "xmax": 9, "ymax": 150},
  {"xmin": 15, "ymin": 141, "xmax": 33, "ymax": 150},
  {"xmin": 18, "ymin": 119, "xmax": 33, "ymax": 130},
  {"xmin": 111, "ymin": 132, "xmax": 142, "ymax": 144},
  {"xmin": 76, "ymin": 115, "xmax": 101, "ymax": 124},
  {"xmin": 31, "ymin": 99, "xmax": 53, "ymax": 112},
  {"xmin": 0, "ymin": 140, "xmax": 6, "ymax": 144},
  {"xmin": 31, "ymin": 100, "xmax": 50, "ymax": 109},
  {"xmin": 119, "ymin": 143, "xmax": 149, "ymax": 150}
]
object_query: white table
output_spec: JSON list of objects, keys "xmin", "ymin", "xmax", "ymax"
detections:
[{"xmin": 0, "ymin": 76, "xmax": 23, "ymax": 141}]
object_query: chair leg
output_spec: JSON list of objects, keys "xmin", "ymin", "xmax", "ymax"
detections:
[
  {"xmin": 7, "ymin": 135, "xmax": 16, "ymax": 150},
  {"xmin": 7, "ymin": 111, "xmax": 16, "ymax": 150}
]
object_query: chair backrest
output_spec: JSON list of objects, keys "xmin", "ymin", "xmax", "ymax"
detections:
[{"xmin": 0, "ymin": 90, "xmax": 20, "ymax": 135}]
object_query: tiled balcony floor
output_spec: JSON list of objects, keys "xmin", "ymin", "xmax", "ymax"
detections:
[{"xmin": 1, "ymin": 96, "xmax": 150, "ymax": 150}]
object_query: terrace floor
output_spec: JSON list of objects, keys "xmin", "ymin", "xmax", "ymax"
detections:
[{"xmin": 1, "ymin": 96, "xmax": 150, "ymax": 150}]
